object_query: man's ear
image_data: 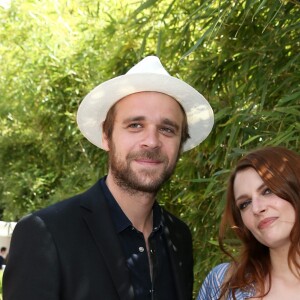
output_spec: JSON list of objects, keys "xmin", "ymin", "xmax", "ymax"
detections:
[{"xmin": 102, "ymin": 131, "xmax": 110, "ymax": 151}]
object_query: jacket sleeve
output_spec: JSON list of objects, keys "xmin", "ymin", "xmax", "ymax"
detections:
[
  {"xmin": 162, "ymin": 210, "xmax": 194, "ymax": 300},
  {"xmin": 3, "ymin": 214, "xmax": 60, "ymax": 300}
]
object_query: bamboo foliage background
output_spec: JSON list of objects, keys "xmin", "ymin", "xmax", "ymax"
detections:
[{"xmin": 0, "ymin": 0, "xmax": 299, "ymax": 296}]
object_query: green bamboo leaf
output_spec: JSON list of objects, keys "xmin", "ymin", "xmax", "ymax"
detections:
[
  {"xmin": 273, "ymin": 107, "xmax": 300, "ymax": 116},
  {"xmin": 277, "ymin": 91, "xmax": 300, "ymax": 105},
  {"xmin": 181, "ymin": 25, "xmax": 214, "ymax": 59},
  {"xmin": 241, "ymin": 135, "xmax": 261, "ymax": 146},
  {"xmin": 131, "ymin": 0, "xmax": 159, "ymax": 17}
]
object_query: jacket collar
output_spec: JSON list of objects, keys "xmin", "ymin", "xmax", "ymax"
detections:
[{"xmin": 79, "ymin": 180, "xmax": 135, "ymax": 300}]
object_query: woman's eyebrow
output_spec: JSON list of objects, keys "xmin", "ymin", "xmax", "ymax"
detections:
[{"xmin": 235, "ymin": 183, "xmax": 266, "ymax": 203}]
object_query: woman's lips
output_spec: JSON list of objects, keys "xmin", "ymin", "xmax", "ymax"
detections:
[{"xmin": 258, "ymin": 217, "xmax": 278, "ymax": 230}]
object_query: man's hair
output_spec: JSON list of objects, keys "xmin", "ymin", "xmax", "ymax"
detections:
[
  {"xmin": 102, "ymin": 96, "xmax": 190, "ymax": 150},
  {"xmin": 1, "ymin": 247, "xmax": 6, "ymax": 252}
]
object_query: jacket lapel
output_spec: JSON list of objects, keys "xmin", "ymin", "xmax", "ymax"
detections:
[{"xmin": 79, "ymin": 181, "xmax": 134, "ymax": 300}]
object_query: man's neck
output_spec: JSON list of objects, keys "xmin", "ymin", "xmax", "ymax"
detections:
[{"xmin": 105, "ymin": 174, "xmax": 156, "ymax": 234}]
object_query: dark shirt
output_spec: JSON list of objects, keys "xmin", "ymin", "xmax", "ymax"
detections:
[{"xmin": 100, "ymin": 177, "xmax": 178, "ymax": 300}]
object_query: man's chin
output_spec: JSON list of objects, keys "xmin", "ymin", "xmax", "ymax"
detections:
[{"xmin": 115, "ymin": 174, "xmax": 165, "ymax": 194}]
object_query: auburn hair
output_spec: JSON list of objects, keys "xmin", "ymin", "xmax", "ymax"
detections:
[{"xmin": 218, "ymin": 146, "xmax": 300, "ymax": 299}]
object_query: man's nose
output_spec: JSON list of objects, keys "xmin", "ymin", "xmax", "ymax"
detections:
[{"xmin": 140, "ymin": 128, "xmax": 162, "ymax": 149}]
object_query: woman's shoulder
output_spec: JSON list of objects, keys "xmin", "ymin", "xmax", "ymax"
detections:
[
  {"xmin": 197, "ymin": 262, "xmax": 255, "ymax": 300},
  {"xmin": 208, "ymin": 262, "xmax": 231, "ymax": 279},
  {"xmin": 197, "ymin": 263, "xmax": 230, "ymax": 300}
]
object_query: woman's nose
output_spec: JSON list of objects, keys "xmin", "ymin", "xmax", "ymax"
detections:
[{"xmin": 251, "ymin": 196, "xmax": 266, "ymax": 214}]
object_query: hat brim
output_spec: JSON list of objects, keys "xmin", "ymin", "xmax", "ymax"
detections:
[{"xmin": 77, "ymin": 73, "xmax": 214, "ymax": 152}]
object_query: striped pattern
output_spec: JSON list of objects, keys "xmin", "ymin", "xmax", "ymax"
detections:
[{"xmin": 196, "ymin": 263, "xmax": 254, "ymax": 300}]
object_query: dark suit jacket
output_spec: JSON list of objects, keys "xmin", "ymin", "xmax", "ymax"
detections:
[{"xmin": 3, "ymin": 180, "xmax": 194, "ymax": 300}]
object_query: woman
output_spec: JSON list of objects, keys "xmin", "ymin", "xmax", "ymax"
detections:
[{"xmin": 197, "ymin": 146, "xmax": 300, "ymax": 299}]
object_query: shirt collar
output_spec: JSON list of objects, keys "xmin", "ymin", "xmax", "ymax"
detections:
[{"xmin": 100, "ymin": 176, "xmax": 163, "ymax": 233}]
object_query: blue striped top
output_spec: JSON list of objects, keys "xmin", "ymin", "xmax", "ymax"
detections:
[{"xmin": 197, "ymin": 263, "xmax": 255, "ymax": 300}]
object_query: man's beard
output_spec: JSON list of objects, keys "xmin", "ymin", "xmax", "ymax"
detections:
[{"xmin": 108, "ymin": 142, "xmax": 179, "ymax": 194}]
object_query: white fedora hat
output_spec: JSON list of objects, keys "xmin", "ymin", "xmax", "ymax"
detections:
[{"xmin": 77, "ymin": 56, "xmax": 214, "ymax": 152}]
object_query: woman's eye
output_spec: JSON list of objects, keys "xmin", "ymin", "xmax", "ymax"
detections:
[
  {"xmin": 262, "ymin": 188, "xmax": 272, "ymax": 195},
  {"xmin": 239, "ymin": 200, "xmax": 251, "ymax": 211}
]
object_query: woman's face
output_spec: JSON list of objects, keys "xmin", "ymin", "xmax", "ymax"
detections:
[{"xmin": 233, "ymin": 167, "xmax": 295, "ymax": 249}]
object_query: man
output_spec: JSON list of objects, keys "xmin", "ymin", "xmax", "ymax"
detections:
[
  {"xmin": 3, "ymin": 56, "xmax": 214, "ymax": 300},
  {"xmin": 0, "ymin": 247, "xmax": 7, "ymax": 269}
]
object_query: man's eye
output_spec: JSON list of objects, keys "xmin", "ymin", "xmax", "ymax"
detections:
[
  {"xmin": 161, "ymin": 127, "xmax": 175, "ymax": 134},
  {"xmin": 238, "ymin": 200, "xmax": 251, "ymax": 211},
  {"xmin": 128, "ymin": 123, "xmax": 142, "ymax": 129}
]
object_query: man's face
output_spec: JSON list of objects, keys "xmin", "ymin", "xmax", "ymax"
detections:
[{"xmin": 102, "ymin": 91, "xmax": 184, "ymax": 194}]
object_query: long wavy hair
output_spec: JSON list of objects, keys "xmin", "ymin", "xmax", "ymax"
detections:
[{"xmin": 218, "ymin": 146, "xmax": 300, "ymax": 299}]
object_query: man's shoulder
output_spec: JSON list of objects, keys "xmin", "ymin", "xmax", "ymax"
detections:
[
  {"xmin": 161, "ymin": 207, "xmax": 189, "ymax": 229},
  {"xmin": 40, "ymin": 181, "xmax": 101, "ymax": 211},
  {"xmin": 11, "ymin": 179, "xmax": 110, "ymax": 247},
  {"xmin": 20, "ymin": 179, "xmax": 104, "ymax": 224}
]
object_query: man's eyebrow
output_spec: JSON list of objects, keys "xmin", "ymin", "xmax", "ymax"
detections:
[
  {"xmin": 122, "ymin": 116, "xmax": 145, "ymax": 123},
  {"xmin": 122, "ymin": 116, "xmax": 180, "ymax": 129}
]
